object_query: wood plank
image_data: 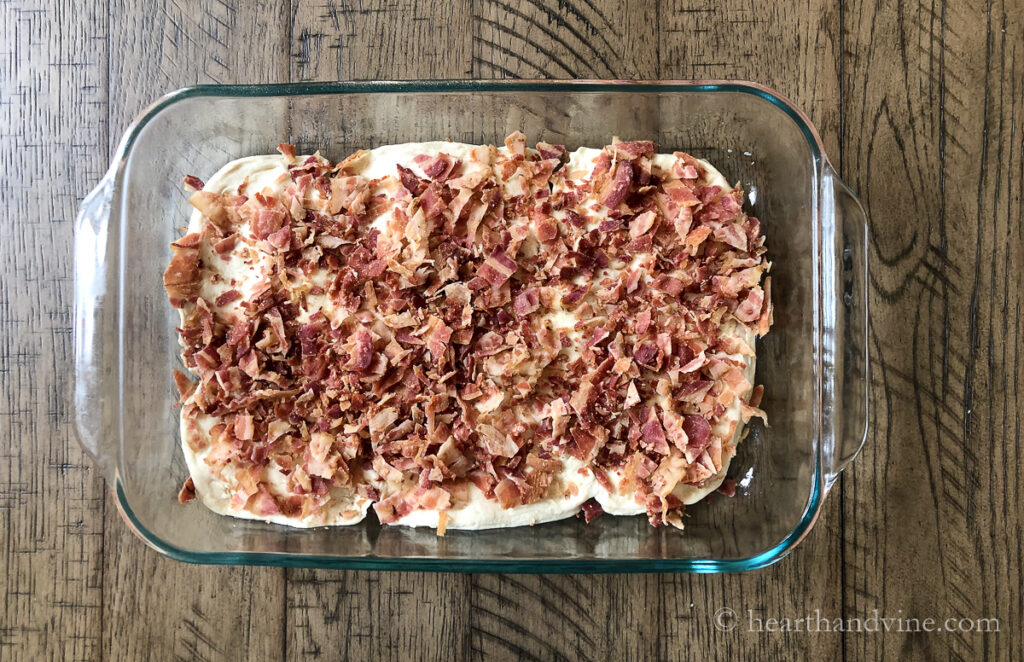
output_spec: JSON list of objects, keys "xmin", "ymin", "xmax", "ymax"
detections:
[
  {"xmin": 842, "ymin": 0, "xmax": 1023, "ymax": 659},
  {"xmin": 290, "ymin": 0, "xmax": 475, "ymax": 81},
  {"xmin": 471, "ymin": 0, "xmax": 659, "ymax": 79},
  {"xmin": 100, "ymin": 2, "xmax": 291, "ymax": 661},
  {"xmin": 0, "ymin": 2, "xmax": 108, "ymax": 660}
]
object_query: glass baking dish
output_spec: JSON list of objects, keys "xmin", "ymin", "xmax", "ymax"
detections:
[{"xmin": 74, "ymin": 80, "xmax": 868, "ymax": 572}]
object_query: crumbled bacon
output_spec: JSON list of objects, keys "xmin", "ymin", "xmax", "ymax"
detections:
[
  {"xmin": 163, "ymin": 233, "xmax": 201, "ymax": 308},
  {"xmin": 178, "ymin": 477, "xmax": 196, "ymax": 503},
  {"xmin": 183, "ymin": 175, "xmax": 204, "ymax": 191},
  {"xmin": 168, "ymin": 133, "xmax": 771, "ymax": 530},
  {"xmin": 513, "ymin": 287, "xmax": 540, "ymax": 317},
  {"xmin": 602, "ymin": 161, "xmax": 633, "ymax": 209},
  {"xmin": 580, "ymin": 498, "xmax": 604, "ymax": 523}
]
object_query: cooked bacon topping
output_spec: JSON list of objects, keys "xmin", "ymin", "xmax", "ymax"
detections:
[
  {"xmin": 178, "ymin": 477, "xmax": 196, "ymax": 503},
  {"xmin": 167, "ymin": 134, "xmax": 771, "ymax": 528},
  {"xmin": 580, "ymin": 498, "xmax": 604, "ymax": 522}
]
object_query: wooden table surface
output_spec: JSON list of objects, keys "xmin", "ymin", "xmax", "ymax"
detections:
[{"xmin": 2, "ymin": 0, "xmax": 1022, "ymax": 660}]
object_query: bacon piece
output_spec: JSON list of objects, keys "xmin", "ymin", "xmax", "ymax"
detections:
[
  {"xmin": 494, "ymin": 478, "xmax": 520, "ymax": 509},
  {"xmin": 535, "ymin": 213, "xmax": 559, "ymax": 242},
  {"xmin": 611, "ymin": 140, "xmax": 655, "ymax": 160},
  {"xmin": 561, "ymin": 283, "xmax": 590, "ymax": 306},
  {"xmin": 163, "ymin": 233, "xmax": 201, "ymax": 308},
  {"xmin": 213, "ymin": 234, "xmax": 238, "ymax": 256},
  {"xmin": 234, "ymin": 413, "xmax": 254, "ymax": 440},
  {"xmin": 717, "ymin": 478, "xmax": 737, "ymax": 497},
  {"xmin": 345, "ymin": 327, "xmax": 374, "ymax": 373},
  {"xmin": 475, "ymin": 250, "xmax": 517, "ymax": 288},
  {"xmin": 714, "ymin": 222, "xmax": 748, "ymax": 251},
  {"xmin": 636, "ymin": 308, "xmax": 652, "ymax": 334},
  {"xmin": 564, "ymin": 210, "xmax": 585, "ymax": 228},
  {"xmin": 682, "ymin": 415, "xmax": 712, "ymax": 462},
  {"xmin": 633, "ymin": 342, "xmax": 658, "ymax": 368},
  {"xmin": 252, "ymin": 208, "xmax": 286, "ymax": 240},
  {"xmin": 267, "ymin": 225, "xmax": 292, "ymax": 251},
  {"xmin": 640, "ymin": 408, "xmax": 670, "ymax": 454},
  {"xmin": 504, "ymin": 131, "xmax": 527, "ymax": 157},
  {"xmin": 426, "ymin": 318, "xmax": 453, "ymax": 364},
  {"xmin": 419, "ymin": 184, "xmax": 446, "ymax": 220},
  {"xmin": 602, "ymin": 161, "xmax": 633, "ymax": 209},
  {"xmin": 277, "ymin": 143, "xmax": 296, "ymax": 161},
  {"xmin": 749, "ymin": 384, "xmax": 765, "ymax": 408},
  {"xmin": 580, "ymin": 498, "xmax": 604, "ymax": 523},
  {"xmin": 536, "ymin": 142, "xmax": 566, "ymax": 160},
  {"xmin": 189, "ymin": 191, "xmax": 231, "ymax": 230},
  {"xmin": 172, "ymin": 370, "xmax": 196, "ymax": 401},
  {"xmin": 183, "ymin": 175, "xmax": 205, "ymax": 191},
  {"xmin": 251, "ymin": 485, "xmax": 281, "ymax": 516},
  {"xmin": 177, "ymin": 477, "xmax": 196, "ymax": 503},
  {"xmin": 598, "ymin": 217, "xmax": 624, "ymax": 232},
  {"xmin": 679, "ymin": 350, "xmax": 706, "ymax": 374},
  {"xmin": 651, "ymin": 275, "xmax": 683, "ymax": 297},
  {"xmin": 628, "ymin": 210, "xmax": 656, "ymax": 237},
  {"xmin": 684, "ymin": 225, "xmax": 712, "ymax": 248},
  {"xmin": 735, "ymin": 287, "xmax": 764, "ymax": 322},
  {"xmin": 297, "ymin": 318, "xmax": 326, "ymax": 356},
  {"xmin": 397, "ymin": 164, "xmax": 425, "ymax": 195},
  {"xmin": 415, "ymin": 486, "xmax": 452, "ymax": 511},
  {"xmin": 414, "ymin": 152, "xmax": 458, "ymax": 181},
  {"xmin": 510, "ymin": 288, "xmax": 540, "ymax": 318}
]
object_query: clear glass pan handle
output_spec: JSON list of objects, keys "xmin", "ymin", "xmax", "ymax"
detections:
[
  {"xmin": 74, "ymin": 169, "xmax": 117, "ymax": 480},
  {"xmin": 822, "ymin": 164, "xmax": 869, "ymax": 492}
]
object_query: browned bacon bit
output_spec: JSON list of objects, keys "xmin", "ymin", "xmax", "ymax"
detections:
[
  {"xmin": 580, "ymin": 498, "xmax": 604, "ymax": 523},
  {"xmin": 513, "ymin": 287, "xmax": 540, "ymax": 317},
  {"xmin": 652, "ymin": 275, "xmax": 684, "ymax": 297},
  {"xmin": 536, "ymin": 142, "xmax": 566, "ymax": 160},
  {"xmin": 178, "ymin": 477, "xmax": 196, "ymax": 503},
  {"xmin": 397, "ymin": 164, "xmax": 425, "ymax": 195},
  {"xmin": 682, "ymin": 415, "xmax": 712, "ymax": 462},
  {"xmin": 602, "ymin": 161, "xmax": 633, "ymax": 209},
  {"xmin": 535, "ymin": 214, "xmax": 559, "ymax": 242},
  {"xmin": 172, "ymin": 370, "xmax": 196, "ymax": 407},
  {"xmin": 213, "ymin": 234, "xmax": 237, "ymax": 256},
  {"xmin": 640, "ymin": 408, "xmax": 670, "ymax": 454},
  {"xmin": 346, "ymin": 327, "xmax": 375, "ymax": 373},
  {"xmin": 633, "ymin": 342, "xmax": 658, "ymax": 368},
  {"xmin": 167, "ymin": 133, "xmax": 771, "ymax": 529},
  {"xmin": 628, "ymin": 210, "xmax": 656, "ymax": 237},
  {"xmin": 163, "ymin": 233, "xmax": 201, "ymax": 308},
  {"xmin": 561, "ymin": 283, "xmax": 590, "ymax": 306},
  {"xmin": 252, "ymin": 208, "xmax": 286, "ymax": 239},
  {"xmin": 611, "ymin": 140, "xmax": 655, "ymax": 160},
  {"xmin": 277, "ymin": 143, "xmax": 297, "ymax": 161},
  {"xmin": 414, "ymin": 153, "xmax": 458, "ymax": 181},
  {"xmin": 475, "ymin": 250, "xmax": 517, "ymax": 288},
  {"xmin": 215, "ymin": 289, "xmax": 242, "ymax": 307},
  {"xmin": 564, "ymin": 209, "xmax": 585, "ymax": 228},
  {"xmin": 183, "ymin": 175, "xmax": 205, "ymax": 191},
  {"xmin": 494, "ymin": 478, "xmax": 520, "ymax": 509},
  {"xmin": 716, "ymin": 478, "xmax": 737, "ymax": 497}
]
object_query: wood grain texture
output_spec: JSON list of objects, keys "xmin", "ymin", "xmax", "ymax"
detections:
[
  {"xmin": 843, "ymin": 0, "xmax": 1023, "ymax": 660},
  {"xmin": 1, "ymin": 0, "xmax": 1021, "ymax": 660},
  {"xmin": 0, "ymin": 2, "xmax": 108, "ymax": 661}
]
